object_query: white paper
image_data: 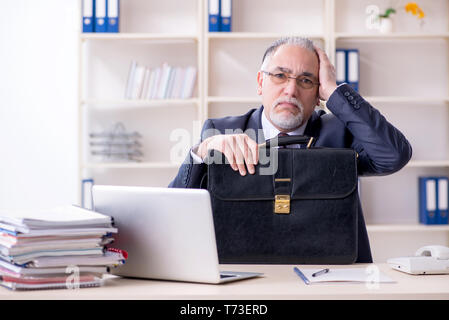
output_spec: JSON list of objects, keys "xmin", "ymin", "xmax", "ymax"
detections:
[
  {"xmin": 0, "ymin": 205, "xmax": 113, "ymax": 229},
  {"xmin": 298, "ymin": 267, "xmax": 395, "ymax": 284}
]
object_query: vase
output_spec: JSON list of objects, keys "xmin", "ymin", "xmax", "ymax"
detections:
[{"xmin": 379, "ymin": 18, "xmax": 393, "ymax": 34}]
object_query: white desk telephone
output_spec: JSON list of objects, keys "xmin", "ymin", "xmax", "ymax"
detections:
[{"xmin": 387, "ymin": 245, "xmax": 449, "ymax": 275}]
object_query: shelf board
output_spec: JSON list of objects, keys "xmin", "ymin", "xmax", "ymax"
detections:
[
  {"xmin": 365, "ymin": 96, "xmax": 449, "ymax": 104},
  {"xmin": 80, "ymin": 33, "xmax": 199, "ymax": 42},
  {"xmin": 82, "ymin": 162, "xmax": 180, "ymax": 169},
  {"xmin": 207, "ymin": 96, "xmax": 261, "ymax": 104},
  {"xmin": 82, "ymin": 98, "xmax": 200, "ymax": 108},
  {"xmin": 406, "ymin": 160, "xmax": 449, "ymax": 168},
  {"xmin": 207, "ymin": 32, "xmax": 325, "ymax": 40},
  {"xmin": 83, "ymin": 161, "xmax": 449, "ymax": 169},
  {"xmin": 208, "ymin": 96, "xmax": 449, "ymax": 105},
  {"xmin": 367, "ymin": 224, "xmax": 449, "ymax": 232},
  {"xmin": 335, "ymin": 32, "xmax": 449, "ymax": 40}
]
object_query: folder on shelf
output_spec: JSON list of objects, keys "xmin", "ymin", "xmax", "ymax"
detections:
[
  {"xmin": 172, "ymin": 67, "xmax": 185, "ymax": 99},
  {"xmin": 208, "ymin": 0, "xmax": 221, "ymax": 32},
  {"xmin": 158, "ymin": 63, "xmax": 172, "ymax": 99},
  {"xmin": 437, "ymin": 177, "xmax": 449, "ymax": 224},
  {"xmin": 181, "ymin": 66, "xmax": 197, "ymax": 99},
  {"xmin": 346, "ymin": 49, "xmax": 359, "ymax": 92},
  {"xmin": 335, "ymin": 49, "xmax": 346, "ymax": 86},
  {"xmin": 419, "ymin": 177, "xmax": 438, "ymax": 225},
  {"xmin": 141, "ymin": 67, "xmax": 151, "ymax": 100},
  {"xmin": 125, "ymin": 60, "xmax": 137, "ymax": 99},
  {"xmin": 220, "ymin": 0, "xmax": 232, "ymax": 32},
  {"xmin": 106, "ymin": 0, "xmax": 119, "ymax": 33},
  {"xmin": 165, "ymin": 67, "xmax": 176, "ymax": 99},
  {"xmin": 95, "ymin": 0, "xmax": 108, "ymax": 32},
  {"xmin": 149, "ymin": 67, "xmax": 161, "ymax": 100},
  {"xmin": 82, "ymin": 0, "xmax": 95, "ymax": 33},
  {"xmin": 81, "ymin": 179, "xmax": 94, "ymax": 210},
  {"xmin": 132, "ymin": 65, "xmax": 146, "ymax": 99}
]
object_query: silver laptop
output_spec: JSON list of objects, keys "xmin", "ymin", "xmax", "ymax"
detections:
[{"xmin": 92, "ymin": 185, "xmax": 262, "ymax": 284}]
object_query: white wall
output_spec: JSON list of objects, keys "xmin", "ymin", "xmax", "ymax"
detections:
[{"xmin": 0, "ymin": 1, "xmax": 79, "ymax": 209}]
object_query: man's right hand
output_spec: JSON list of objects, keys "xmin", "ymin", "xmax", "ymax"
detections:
[{"xmin": 196, "ymin": 134, "xmax": 259, "ymax": 176}]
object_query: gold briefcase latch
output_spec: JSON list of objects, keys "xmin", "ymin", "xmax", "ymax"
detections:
[{"xmin": 274, "ymin": 195, "xmax": 290, "ymax": 214}]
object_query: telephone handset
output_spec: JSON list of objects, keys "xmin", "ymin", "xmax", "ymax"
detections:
[
  {"xmin": 415, "ymin": 245, "xmax": 449, "ymax": 260},
  {"xmin": 387, "ymin": 245, "xmax": 449, "ymax": 275}
]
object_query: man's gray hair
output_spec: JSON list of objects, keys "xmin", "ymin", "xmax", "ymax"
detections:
[{"xmin": 261, "ymin": 37, "xmax": 316, "ymax": 71}]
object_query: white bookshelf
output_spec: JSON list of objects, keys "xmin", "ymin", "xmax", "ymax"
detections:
[
  {"xmin": 367, "ymin": 224, "xmax": 449, "ymax": 233},
  {"xmin": 78, "ymin": 0, "xmax": 204, "ymax": 190},
  {"xmin": 78, "ymin": 0, "xmax": 449, "ymax": 259},
  {"xmin": 81, "ymin": 98, "xmax": 200, "ymax": 108},
  {"xmin": 335, "ymin": 32, "xmax": 449, "ymax": 39},
  {"xmin": 207, "ymin": 32, "xmax": 325, "ymax": 40},
  {"xmin": 82, "ymin": 162, "xmax": 180, "ymax": 169},
  {"xmin": 80, "ymin": 33, "xmax": 200, "ymax": 41}
]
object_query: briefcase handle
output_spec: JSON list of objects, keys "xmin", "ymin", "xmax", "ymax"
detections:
[{"xmin": 260, "ymin": 135, "xmax": 314, "ymax": 149}]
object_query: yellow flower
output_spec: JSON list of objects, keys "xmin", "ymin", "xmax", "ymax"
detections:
[{"xmin": 405, "ymin": 2, "xmax": 425, "ymax": 19}]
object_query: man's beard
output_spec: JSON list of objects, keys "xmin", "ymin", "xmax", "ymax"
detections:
[{"xmin": 269, "ymin": 97, "xmax": 304, "ymax": 130}]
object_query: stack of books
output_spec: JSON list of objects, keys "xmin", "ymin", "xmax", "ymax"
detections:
[
  {"xmin": 0, "ymin": 205, "xmax": 126, "ymax": 290},
  {"xmin": 125, "ymin": 61, "xmax": 197, "ymax": 100}
]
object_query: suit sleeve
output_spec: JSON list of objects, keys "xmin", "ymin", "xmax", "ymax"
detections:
[
  {"xmin": 326, "ymin": 84, "xmax": 412, "ymax": 176},
  {"xmin": 168, "ymin": 119, "xmax": 215, "ymax": 188}
]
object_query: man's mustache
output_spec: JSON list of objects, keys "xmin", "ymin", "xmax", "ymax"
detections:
[{"xmin": 273, "ymin": 97, "xmax": 302, "ymax": 110}]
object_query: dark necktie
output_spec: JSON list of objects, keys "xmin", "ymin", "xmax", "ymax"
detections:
[{"xmin": 278, "ymin": 132, "xmax": 288, "ymax": 149}]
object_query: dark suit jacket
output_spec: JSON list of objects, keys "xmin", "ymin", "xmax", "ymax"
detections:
[{"xmin": 169, "ymin": 84, "xmax": 413, "ymax": 263}]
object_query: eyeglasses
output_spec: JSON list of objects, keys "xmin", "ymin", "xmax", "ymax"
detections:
[{"xmin": 261, "ymin": 71, "xmax": 320, "ymax": 90}]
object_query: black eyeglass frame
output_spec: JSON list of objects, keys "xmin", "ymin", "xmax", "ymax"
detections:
[{"xmin": 261, "ymin": 70, "xmax": 320, "ymax": 90}]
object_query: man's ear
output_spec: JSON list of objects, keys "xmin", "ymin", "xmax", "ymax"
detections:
[{"xmin": 256, "ymin": 71, "xmax": 263, "ymax": 95}]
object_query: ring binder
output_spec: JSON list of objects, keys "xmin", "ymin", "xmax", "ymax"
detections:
[
  {"xmin": 106, "ymin": 0, "xmax": 119, "ymax": 33},
  {"xmin": 95, "ymin": 0, "xmax": 108, "ymax": 32},
  {"xmin": 82, "ymin": 0, "xmax": 95, "ymax": 33}
]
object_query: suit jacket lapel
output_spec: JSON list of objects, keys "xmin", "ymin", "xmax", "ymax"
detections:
[
  {"xmin": 304, "ymin": 109, "xmax": 323, "ymax": 140},
  {"xmin": 246, "ymin": 105, "xmax": 265, "ymax": 143}
]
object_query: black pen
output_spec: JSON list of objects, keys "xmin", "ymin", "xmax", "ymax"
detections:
[{"xmin": 312, "ymin": 268, "xmax": 329, "ymax": 277}]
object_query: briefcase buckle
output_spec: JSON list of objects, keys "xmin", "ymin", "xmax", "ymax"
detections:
[{"xmin": 274, "ymin": 195, "xmax": 290, "ymax": 214}]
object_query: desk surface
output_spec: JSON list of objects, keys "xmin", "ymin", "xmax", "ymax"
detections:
[{"xmin": 2, "ymin": 264, "xmax": 449, "ymax": 300}]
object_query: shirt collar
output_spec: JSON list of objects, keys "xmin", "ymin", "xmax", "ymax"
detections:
[{"xmin": 261, "ymin": 108, "xmax": 307, "ymax": 140}]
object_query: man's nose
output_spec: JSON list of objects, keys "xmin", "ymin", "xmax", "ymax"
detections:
[{"xmin": 283, "ymin": 77, "xmax": 297, "ymax": 97}]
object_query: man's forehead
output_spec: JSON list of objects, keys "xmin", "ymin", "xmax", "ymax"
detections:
[{"xmin": 269, "ymin": 45, "xmax": 318, "ymax": 74}]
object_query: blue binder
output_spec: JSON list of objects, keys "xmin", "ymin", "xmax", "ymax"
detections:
[
  {"xmin": 220, "ymin": 0, "xmax": 232, "ymax": 32},
  {"xmin": 95, "ymin": 0, "xmax": 108, "ymax": 32},
  {"xmin": 437, "ymin": 177, "xmax": 449, "ymax": 224},
  {"xmin": 106, "ymin": 0, "xmax": 119, "ymax": 33},
  {"xmin": 335, "ymin": 49, "xmax": 346, "ymax": 86},
  {"xmin": 82, "ymin": 0, "xmax": 95, "ymax": 33},
  {"xmin": 419, "ymin": 177, "xmax": 438, "ymax": 224},
  {"xmin": 346, "ymin": 49, "xmax": 359, "ymax": 92},
  {"xmin": 208, "ymin": 0, "xmax": 221, "ymax": 32}
]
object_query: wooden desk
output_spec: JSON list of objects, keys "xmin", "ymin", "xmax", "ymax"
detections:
[{"xmin": 1, "ymin": 264, "xmax": 449, "ymax": 300}]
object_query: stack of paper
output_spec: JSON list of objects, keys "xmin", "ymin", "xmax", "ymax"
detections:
[
  {"xmin": 0, "ymin": 205, "xmax": 127, "ymax": 290},
  {"xmin": 293, "ymin": 267, "xmax": 395, "ymax": 285}
]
